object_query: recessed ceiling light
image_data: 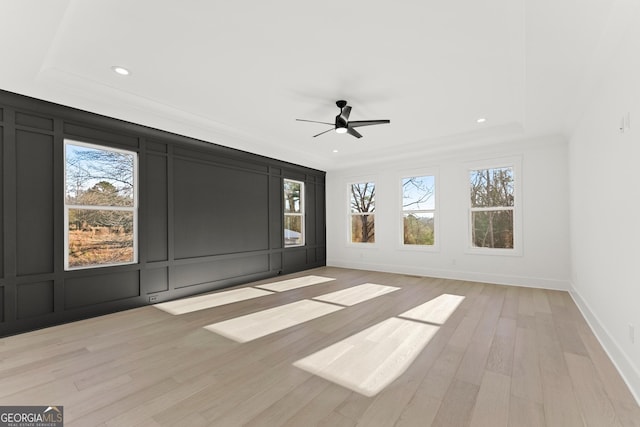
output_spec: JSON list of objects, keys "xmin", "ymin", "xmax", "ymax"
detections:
[
  {"xmin": 332, "ymin": 149, "xmax": 339, "ymax": 153},
  {"xmin": 111, "ymin": 66, "xmax": 130, "ymax": 76},
  {"xmin": 477, "ymin": 118, "xmax": 487, "ymax": 123}
]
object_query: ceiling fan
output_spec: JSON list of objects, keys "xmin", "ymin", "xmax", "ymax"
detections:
[{"xmin": 296, "ymin": 100, "xmax": 390, "ymax": 138}]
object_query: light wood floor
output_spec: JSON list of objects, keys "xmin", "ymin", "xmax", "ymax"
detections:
[{"xmin": 1, "ymin": 267, "xmax": 639, "ymax": 426}]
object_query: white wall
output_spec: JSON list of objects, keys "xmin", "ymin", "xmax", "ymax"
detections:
[
  {"xmin": 568, "ymin": 21, "xmax": 640, "ymax": 402},
  {"xmin": 326, "ymin": 135, "xmax": 570, "ymax": 290}
]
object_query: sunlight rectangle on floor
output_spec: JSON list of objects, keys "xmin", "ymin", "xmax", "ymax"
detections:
[
  {"xmin": 398, "ymin": 293, "xmax": 465, "ymax": 325},
  {"xmin": 312, "ymin": 283, "xmax": 400, "ymax": 306},
  {"xmin": 203, "ymin": 299, "xmax": 343, "ymax": 342},
  {"xmin": 255, "ymin": 275, "xmax": 335, "ymax": 292},
  {"xmin": 293, "ymin": 317, "xmax": 439, "ymax": 397},
  {"xmin": 154, "ymin": 287, "xmax": 273, "ymax": 315}
]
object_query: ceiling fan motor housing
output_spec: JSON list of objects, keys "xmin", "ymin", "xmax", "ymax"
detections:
[{"xmin": 335, "ymin": 100, "xmax": 349, "ymax": 130}]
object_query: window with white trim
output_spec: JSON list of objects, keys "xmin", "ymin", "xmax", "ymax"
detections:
[
  {"xmin": 284, "ymin": 179, "xmax": 304, "ymax": 247},
  {"xmin": 64, "ymin": 140, "xmax": 138, "ymax": 270},
  {"xmin": 350, "ymin": 181, "xmax": 375, "ymax": 243},
  {"xmin": 402, "ymin": 175, "xmax": 436, "ymax": 246},
  {"xmin": 469, "ymin": 165, "xmax": 515, "ymax": 249}
]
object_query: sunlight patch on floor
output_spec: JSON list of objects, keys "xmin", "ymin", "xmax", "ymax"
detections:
[
  {"xmin": 293, "ymin": 293, "xmax": 465, "ymax": 396},
  {"xmin": 203, "ymin": 299, "xmax": 342, "ymax": 343},
  {"xmin": 153, "ymin": 287, "xmax": 274, "ymax": 315},
  {"xmin": 313, "ymin": 283, "xmax": 400, "ymax": 306},
  {"xmin": 203, "ymin": 282, "xmax": 399, "ymax": 343},
  {"xmin": 255, "ymin": 275, "xmax": 335, "ymax": 292},
  {"xmin": 399, "ymin": 293, "xmax": 465, "ymax": 325},
  {"xmin": 294, "ymin": 317, "xmax": 439, "ymax": 397}
]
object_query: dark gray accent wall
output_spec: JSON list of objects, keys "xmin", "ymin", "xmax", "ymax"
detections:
[{"xmin": 0, "ymin": 90, "xmax": 326, "ymax": 337}]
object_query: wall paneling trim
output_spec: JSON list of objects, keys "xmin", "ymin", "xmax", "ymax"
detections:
[{"xmin": 0, "ymin": 90, "xmax": 326, "ymax": 336}]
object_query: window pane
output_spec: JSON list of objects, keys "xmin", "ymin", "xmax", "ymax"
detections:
[
  {"xmin": 284, "ymin": 180, "xmax": 302, "ymax": 213},
  {"xmin": 68, "ymin": 209, "xmax": 134, "ymax": 268},
  {"xmin": 471, "ymin": 210, "xmax": 513, "ymax": 248},
  {"xmin": 403, "ymin": 212, "xmax": 434, "ymax": 245},
  {"xmin": 351, "ymin": 182, "xmax": 375, "ymax": 213},
  {"xmin": 402, "ymin": 176, "xmax": 435, "ymax": 210},
  {"xmin": 351, "ymin": 215, "xmax": 375, "ymax": 243},
  {"xmin": 470, "ymin": 167, "xmax": 514, "ymax": 208},
  {"xmin": 66, "ymin": 144, "xmax": 135, "ymax": 207},
  {"xmin": 284, "ymin": 215, "xmax": 303, "ymax": 246}
]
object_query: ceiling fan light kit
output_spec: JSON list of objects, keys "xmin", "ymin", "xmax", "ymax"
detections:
[{"xmin": 297, "ymin": 100, "xmax": 390, "ymax": 139}]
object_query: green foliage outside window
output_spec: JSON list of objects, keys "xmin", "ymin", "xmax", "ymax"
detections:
[
  {"xmin": 470, "ymin": 167, "xmax": 514, "ymax": 249},
  {"xmin": 402, "ymin": 176, "xmax": 435, "ymax": 246}
]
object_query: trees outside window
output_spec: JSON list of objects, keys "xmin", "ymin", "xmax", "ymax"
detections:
[
  {"xmin": 284, "ymin": 179, "xmax": 304, "ymax": 247},
  {"xmin": 402, "ymin": 175, "xmax": 435, "ymax": 246},
  {"xmin": 469, "ymin": 166, "xmax": 514, "ymax": 249},
  {"xmin": 64, "ymin": 141, "xmax": 137, "ymax": 269},
  {"xmin": 350, "ymin": 182, "xmax": 375, "ymax": 243}
]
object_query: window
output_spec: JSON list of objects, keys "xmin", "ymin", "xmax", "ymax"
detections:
[
  {"xmin": 64, "ymin": 140, "xmax": 138, "ymax": 269},
  {"xmin": 402, "ymin": 175, "xmax": 436, "ymax": 246},
  {"xmin": 350, "ymin": 182, "xmax": 375, "ymax": 243},
  {"xmin": 284, "ymin": 179, "xmax": 304, "ymax": 246},
  {"xmin": 469, "ymin": 165, "xmax": 515, "ymax": 249}
]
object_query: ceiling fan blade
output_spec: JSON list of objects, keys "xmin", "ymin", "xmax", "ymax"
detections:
[
  {"xmin": 347, "ymin": 127, "xmax": 363, "ymax": 138},
  {"xmin": 313, "ymin": 127, "xmax": 336, "ymax": 137},
  {"xmin": 348, "ymin": 120, "xmax": 390, "ymax": 128},
  {"xmin": 296, "ymin": 118, "xmax": 335, "ymax": 125},
  {"xmin": 341, "ymin": 105, "xmax": 352, "ymax": 121}
]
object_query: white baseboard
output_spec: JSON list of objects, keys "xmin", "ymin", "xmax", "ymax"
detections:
[
  {"xmin": 325, "ymin": 259, "xmax": 570, "ymax": 291},
  {"xmin": 569, "ymin": 284, "xmax": 640, "ymax": 406}
]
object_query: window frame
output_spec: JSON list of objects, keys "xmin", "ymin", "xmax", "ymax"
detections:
[
  {"xmin": 348, "ymin": 180, "xmax": 376, "ymax": 245},
  {"xmin": 466, "ymin": 157, "xmax": 522, "ymax": 256},
  {"xmin": 63, "ymin": 139, "xmax": 139, "ymax": 270},
  {"xmin": 399, "ymin": 170, "xmax": 439, "ymax": 251},
  {"xmin": 283, "ymin": 178, "xmax": 305, "ymax": 247}
]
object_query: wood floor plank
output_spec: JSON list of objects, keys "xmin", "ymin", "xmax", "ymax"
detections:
[
  {"xmin": 103, "ymin": 371, "xmax": 219, "ymax": 427},
  {"xmin": 486, "ymin": 316, "xmax": 517, "ymax": 375},
  {"xmin": 545, "ymin": 289, "xmax": 567, "ymax": 307},
  {"xmin": 244, "ymin": 375, "xmax": 331, "ymax": 427},
  {"xmin": 317, "ymin": 411, "xmax": 357, "ymax": 427},
  {"xmin": 532, "ymin": 288, "xmax": 552, "ymax": 314},
  {"xmin": 455, "ymin": 286, "xmax": 504, "ymax": 386},
  {"xmin": 334, "ymin": 391, "xmax": 372, "ymax": 423},
  {"xmin": 469, "ymin": 371, "xmax": 511, "ymax": 427},
  {"xmin": 511, "ymin": 326, "xmax": 543, "ymax": 404},
  {"xmin": 564, "ymin": 352, "xmax": 620, "ymax": 427},
  {"xmin": 500, "ymin": 285, "xmax": 520, "ymax": 320},
  {"xmin": 431, "ymin": 379, "xmax": 480, "ymax": 427},
  {"xmin": 554, "ymin": 318, "xmax": 589, "ymax": 356},
  {"xmin": 509, "ymin": 395, "xmax": 547, "ymax": 427},
  {"xmin": 203, "ymin": 367, "xmax": 311, "ymax": 426},
  {"xmin": 0, "ymin": 267, "xmax": 637, "ymax": 427},
  {"xmin": 282, "ymin": 383, "xmax": 353, "ymax": 427},
  {"xmin": 518, "ymin": 287, "xmax": 536, "ymax": 317},
  {"xmin": 540, "ymin": 373, "xmax": 585, "ymax": 427}
]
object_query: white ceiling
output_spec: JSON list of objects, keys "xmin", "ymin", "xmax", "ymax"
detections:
[{"xmin": 1, "ymin": 0, "xmax": 637, "ymax": 171}]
